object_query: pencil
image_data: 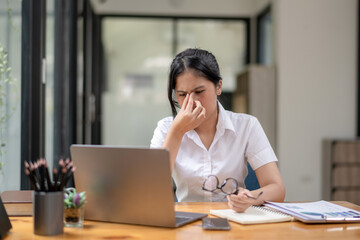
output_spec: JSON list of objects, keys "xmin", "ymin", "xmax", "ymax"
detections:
[
  {"xmin": 61, "ymin": 166, "xmax": 76, "ymax": 190},
  {"xmin": 43, "ymin": 159, "xmax": 53, "ymax": 191},
  {"xmin": 56, "ymin": 159, "xmax": 65, "ymax": 187},
  {"xmin": 23, "ymin": 157, "xmax": 77, "ymax": 192},
  {"xmin": 53, "ymin": 168, "xmax": 58, "ymax": 191},
  {"xmin": 59, "ymin": 166, "xmax": 67, "ymax": 190},
  {"xmin": 29, "ymin": 161, "xmax": 41, "ymax": 190},
  {"xmin": 38, "ymin": 159, "xmax": 46, "ymax": 191},
  {"xmin": 24, "ymin": 161, "xmax": 40, "ymax": 191}
]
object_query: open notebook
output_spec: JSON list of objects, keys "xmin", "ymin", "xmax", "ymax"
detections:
[{"xmin": 210, "ymin": 206, "xmax": 293, "ymax": 225}]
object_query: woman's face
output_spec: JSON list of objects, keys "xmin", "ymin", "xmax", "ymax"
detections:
[{"xmin": 175, "ymin": 71, "xmax": 222, "ymax": 119}]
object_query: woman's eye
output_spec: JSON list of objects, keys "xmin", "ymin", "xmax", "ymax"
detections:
[
  {"xmin": 195, "ymin": 90, "xmax": 204, "ymax": 94},
  {"xmin": 178, "ymin": 94, "xmax": 186, "ymax": 97}
]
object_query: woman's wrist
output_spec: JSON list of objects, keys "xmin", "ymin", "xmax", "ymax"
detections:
[{"xmin": 168, "ymin": 123, "xmax": 186, "ymax": 140}]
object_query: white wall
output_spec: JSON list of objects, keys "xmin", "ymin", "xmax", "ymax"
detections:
[{"xmin": 274, "ymin": 0, "xmax": 357, "ymax": 201}]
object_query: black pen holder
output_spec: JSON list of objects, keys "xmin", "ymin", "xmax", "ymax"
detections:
[{"xmin": 33, "ymin": 191, "xmax": 64, "ymax": 236}]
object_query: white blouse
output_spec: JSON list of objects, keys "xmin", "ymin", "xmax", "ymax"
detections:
[{"xmin": 150, "ymin": 102, "xmax": 277, "ymax": 202}]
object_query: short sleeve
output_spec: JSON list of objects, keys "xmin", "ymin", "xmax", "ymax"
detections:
[
  {"xmin": 150, "ymin": 117, "xmax": 172, "ymax": 148},
  {"xmin": 245, "ymin": 117, "xmax": 278, "ymax": 170}
]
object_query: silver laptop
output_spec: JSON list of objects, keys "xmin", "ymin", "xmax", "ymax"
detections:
[{"xmin": 70, "ymin": 145, "xmax": 207, "ymax": 228}]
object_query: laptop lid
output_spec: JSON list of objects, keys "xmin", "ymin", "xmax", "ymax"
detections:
[{"xmin": 70, "ymin": 145, "xmax": 205, "ymax": 227}]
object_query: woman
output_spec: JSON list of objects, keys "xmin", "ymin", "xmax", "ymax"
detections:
[{"xmin": 150, "ymin": 48, "xmax": 285, "ymax": 212}]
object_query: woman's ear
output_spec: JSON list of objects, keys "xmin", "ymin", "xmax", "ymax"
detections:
[{"xmin": 216, "ymin": 79, "xmax": 223, "ymax": 95}]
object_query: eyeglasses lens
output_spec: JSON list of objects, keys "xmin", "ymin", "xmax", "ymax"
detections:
[
  {"xmin": 221, "ymin": 178, "xmax": 238, "ymax": 194},
  {"xmin": 203, "ymin": 175, "xmax": 218, "ymax": 191}
]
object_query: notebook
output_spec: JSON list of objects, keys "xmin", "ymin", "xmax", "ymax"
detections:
[
  {"xmin": 70, "ymin": 144, "xmax": 207, "ymax": 228},
  {"xmin": 264, "ymin": 200, "xmax": 360, "ymax": 223},
  {"xmin": 210, "ymin": 206, "xmax": 293, "ymax": 224}
]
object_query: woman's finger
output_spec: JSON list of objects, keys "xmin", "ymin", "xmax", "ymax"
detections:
[
  {"xmin": 227, "ymin": 199, "xmax": 233, "ymax": 209},
  {"xmin": 229, "ymin": 191, "xmax": 254, "ymax": 205},
  {"xmin": 192, "ymin": 100, "xmax": 203, "ymax": 115},
  {"xmin": 181, "ymin": 93, "xmax": 190, "ymax": 110},
  {"xmin": 185, "ymin": 93, "xmax": 194, "ymax": 112},
  {"xmin": 198, "ymin": 106, "xmax": 206, "ymax": 119},
  {"xmin": 227, "ymin": 196, "xmax": 249, "ymax": 213}
]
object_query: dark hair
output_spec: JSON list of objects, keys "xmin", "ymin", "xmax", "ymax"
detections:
[{"xmin": 168, "ymin": 48, "xmax": 222, "ymax": 117}]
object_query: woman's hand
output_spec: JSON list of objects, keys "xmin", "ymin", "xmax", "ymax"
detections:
[
  {"xmin": 227, "ymin": 188, "xmax": 256, "ymax": 213},
  {"xmin": 171, "ymin": 93, "xmax": 206, "ymax": 135},
  {"xmin": 162, "ymin": 93, "xmax": 206, "ymax": 171}
]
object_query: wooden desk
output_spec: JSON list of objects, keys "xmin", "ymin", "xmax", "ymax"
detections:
[{"xmin": 4, "ymin": 201, "xmax": 360, "ymax": 239}]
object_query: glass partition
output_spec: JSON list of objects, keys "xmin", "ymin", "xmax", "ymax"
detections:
[
  {"xmin": 102, "ymin": 18, "xmax": 173, "ymax": 147},
  {"xmin": 177, "ymin": 19, "xmax": 247, "ymax": 91},
  {"xmin": 0, "ymin": 0, "xmax": 21, "ymax": 191},
  {"xmin": 102, "ymin": 17, "xmax": 247, "ymax": 147}
]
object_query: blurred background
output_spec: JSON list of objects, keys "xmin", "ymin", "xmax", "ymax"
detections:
[{"xmin": 0, "ymin": 0, "xmax": 358, "ymax": 203}]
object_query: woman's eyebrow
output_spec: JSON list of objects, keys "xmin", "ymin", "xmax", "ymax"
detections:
[{"xmin": 176, "ymin": 86, "xmax": 205, "ymax": 93}]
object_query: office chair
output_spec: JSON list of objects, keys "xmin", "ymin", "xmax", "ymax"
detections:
[{"xmin": 244, "ymin": 162, "xmax": 260, "ymax": 191}]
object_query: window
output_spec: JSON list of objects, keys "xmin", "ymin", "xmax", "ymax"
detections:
[
  {"xmin": 177, "ymin": 19, "xmax": 247, "ymax": 91},
  {"xmin": 257, "ymin": 6, "xmax": 273, "ymax": 65},
  {"xmin": 0, "ymin": 0, "xmax": 22, "ymax": 191},
  {"xmin": 102, "ymin": 18, "xmax": 173, "ymax": 146},
  {"xmin": 102, "ymin": 17, "xmax": 248, "ymax": 147}
]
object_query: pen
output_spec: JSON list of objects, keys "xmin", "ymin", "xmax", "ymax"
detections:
[
  {"xmin": 245, "ymin": 191, "xmax": 263, "ymax": 200},
  {"xmin": 230, "ymin": 190, "xmax": 263, "ymax": 200}
]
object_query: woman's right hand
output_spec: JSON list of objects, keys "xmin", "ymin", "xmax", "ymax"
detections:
[
  {"xmin": 227, "ymin": 188, "xmax": 256, "ymax": 212},
  {"xmin": 162, "ymin": 93, "xmax": 206, "ymax": 171},
  {"xmin": 171, "ymin": 93, "xmax": 206, "ymax": 135}
]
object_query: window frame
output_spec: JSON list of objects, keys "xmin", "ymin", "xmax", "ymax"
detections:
[{"xmin": 20, "ymin": 0, "xmax": 47, "ymax": 189}]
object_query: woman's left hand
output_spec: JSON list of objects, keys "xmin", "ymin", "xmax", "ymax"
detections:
[{"xmin": 227, "ymin": 188, "xmax": 255, "ymax": 213}]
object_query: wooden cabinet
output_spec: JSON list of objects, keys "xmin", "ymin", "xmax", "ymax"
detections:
[{"xmin": 323, "ymin": 140, "xmax": 360, "ymax": 204}]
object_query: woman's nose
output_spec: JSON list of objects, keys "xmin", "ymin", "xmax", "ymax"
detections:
[{"xmin": 190, "ymin": 92, "xmax": 198, "ymax": 100}]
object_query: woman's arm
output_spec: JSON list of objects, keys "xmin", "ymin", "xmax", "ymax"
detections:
[
  {"xmin": 227, "ymin": 162, "xmax": 285, "ymax": 212},
  {"xmin": 162, "ymin": 93, "xmax": 206, "ymax": 171}
]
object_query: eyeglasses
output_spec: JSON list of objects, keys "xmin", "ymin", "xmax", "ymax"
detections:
[
  {"xmin": 202, "ymin": 175, "xmax": 239, "ymax": 195},
  {"xmin": 202, "ymin": 175, "xmax": 263, "ymax": 200}
]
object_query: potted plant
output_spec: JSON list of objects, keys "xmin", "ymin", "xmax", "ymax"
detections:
[{"xmin": 64, "ymin": 187, "xmax": 86, "ymax": 227}]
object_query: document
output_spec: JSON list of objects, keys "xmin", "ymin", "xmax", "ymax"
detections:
[
  {"xmin": 210, "ymin": 206, "xmax": 293, "ymax": 225},
  {"xmin": 264, "ymin": 200, "xmax": 360, "ymax": 223}
]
